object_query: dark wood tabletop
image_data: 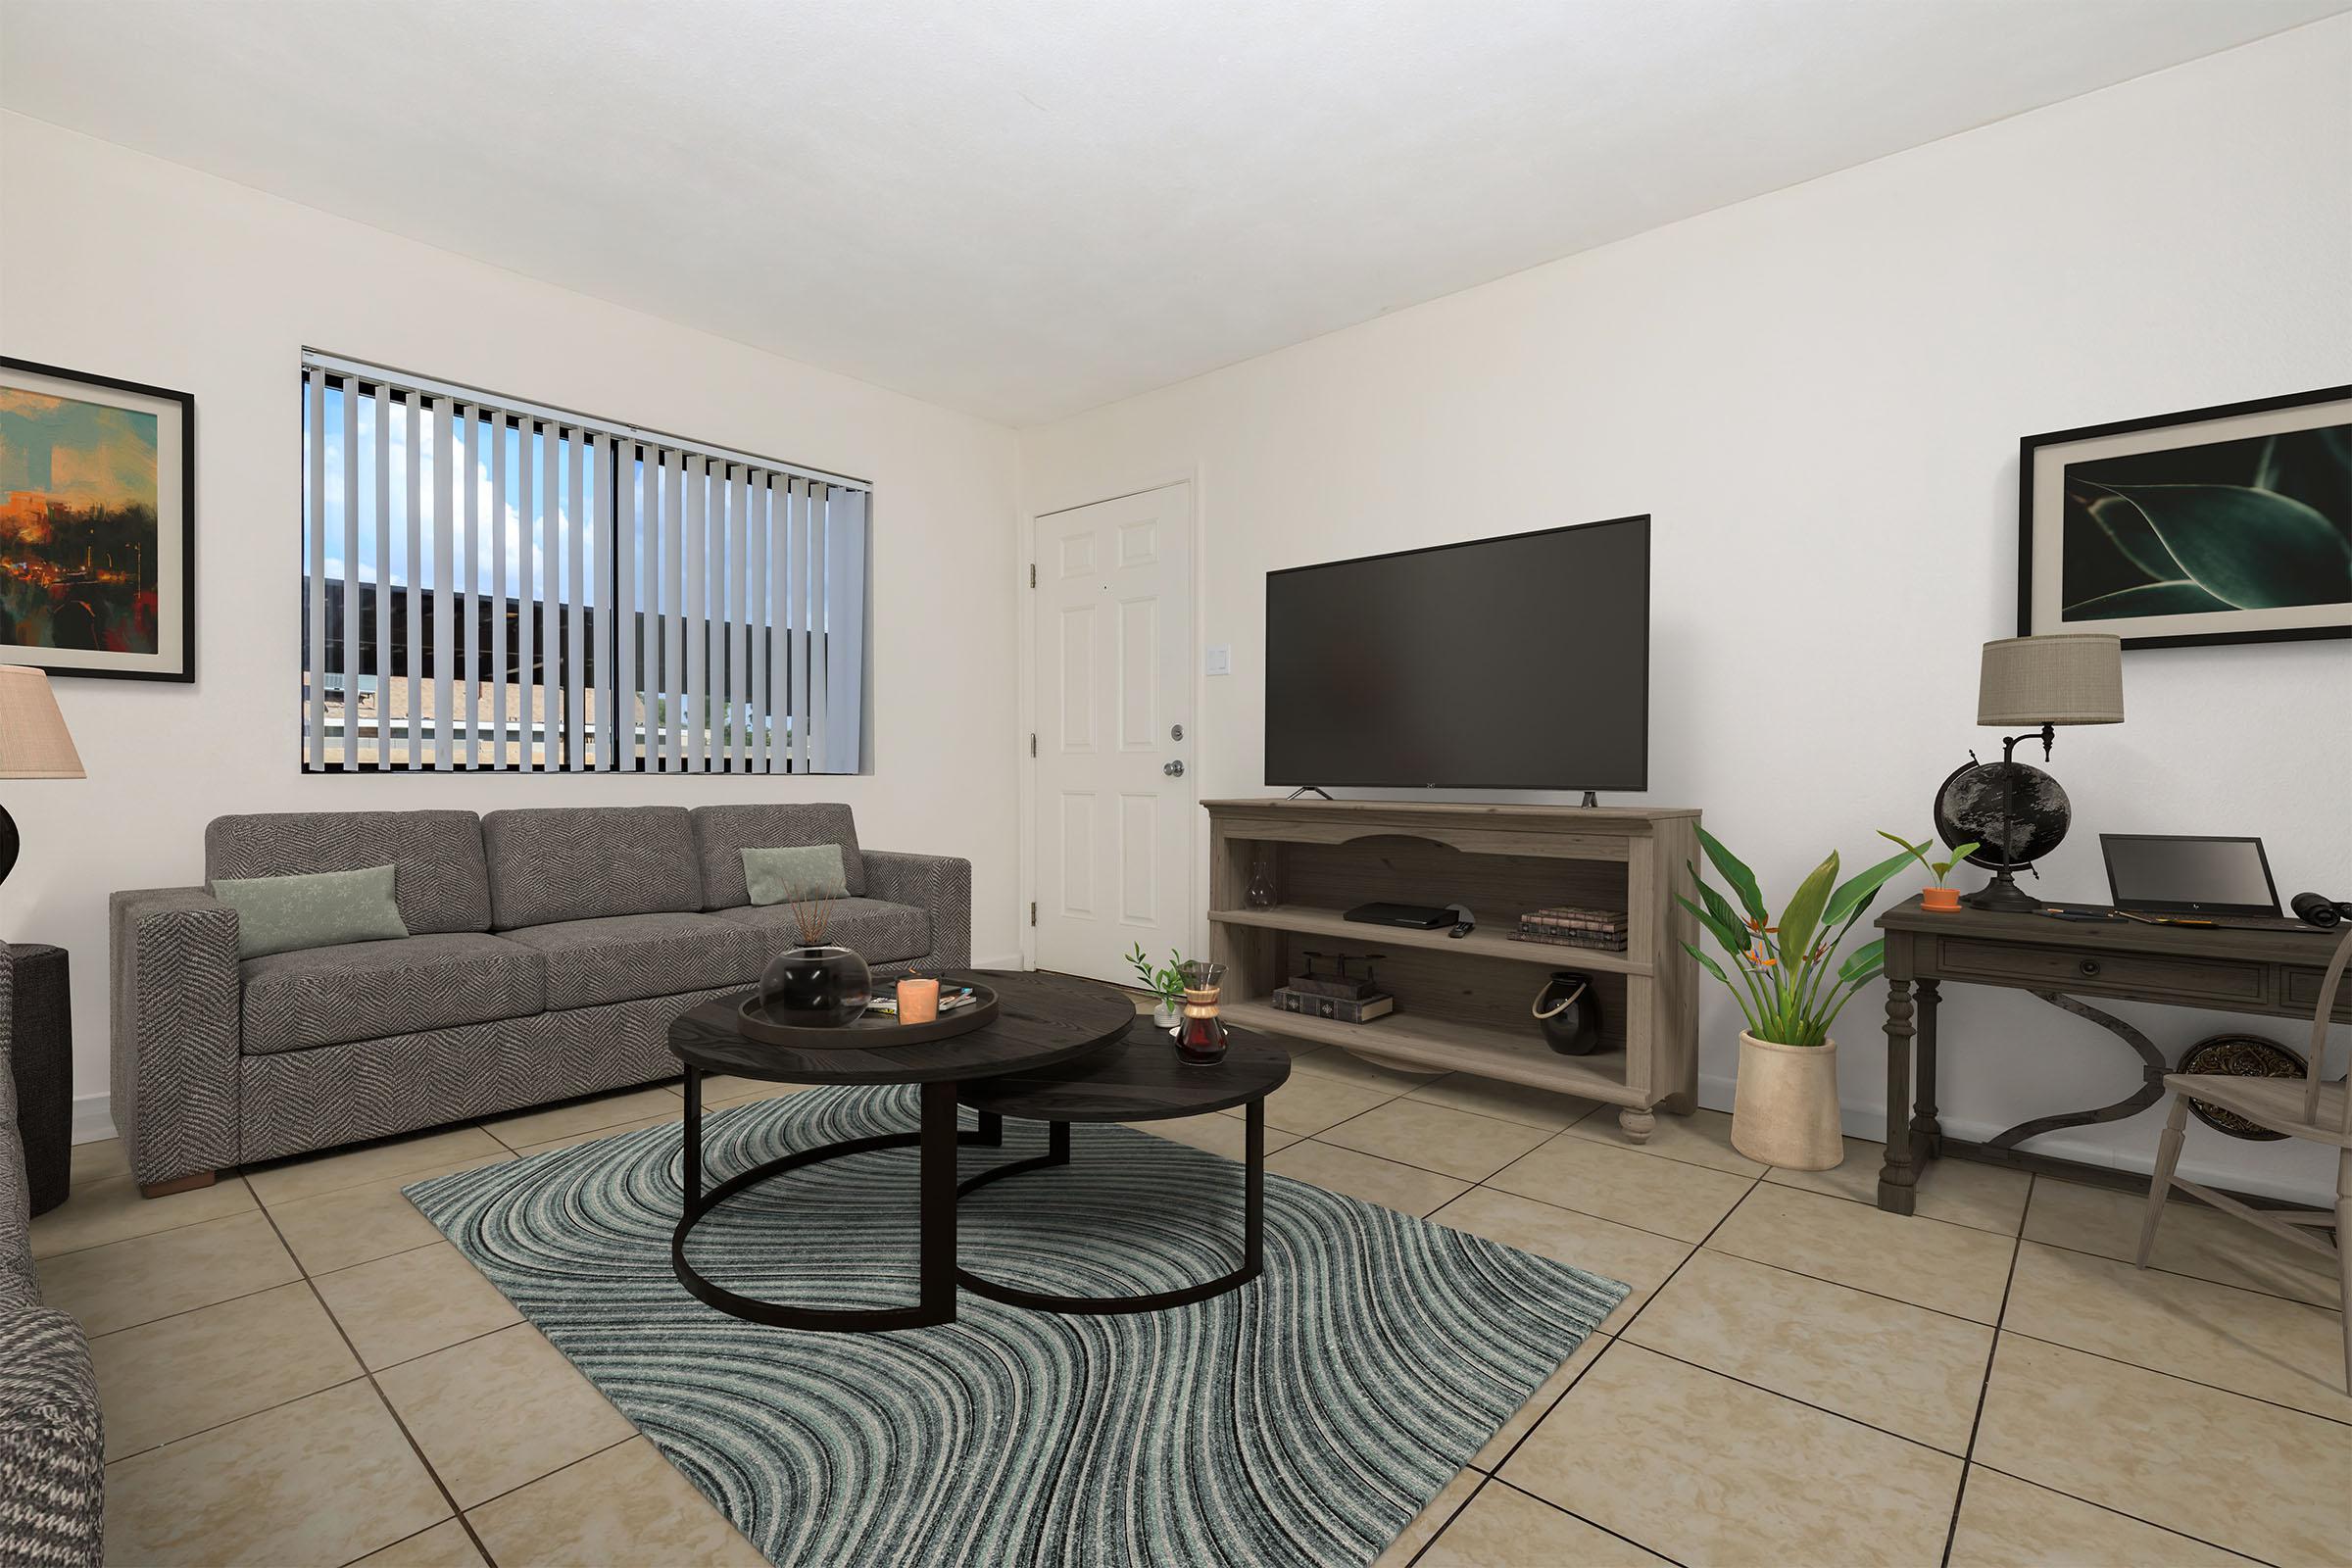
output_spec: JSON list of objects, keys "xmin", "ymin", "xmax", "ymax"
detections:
[
  {"xmin": 956, "ymin": 1018, "xmax": 1291, "ymax": 1122},
  {"xmin": 667, "ymin": 968, "xmax": 1136, "ymax": 1086},
  {"xmin": 1878, "ymin": 897, "xmax": 2343, "ymax": 964}
]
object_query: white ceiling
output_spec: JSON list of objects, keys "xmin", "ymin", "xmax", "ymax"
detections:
[{"xmin": 2, "ymin": 1, "xmax": 2341, "ymax": 425}]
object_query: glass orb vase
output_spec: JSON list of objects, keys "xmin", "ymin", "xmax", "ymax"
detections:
[{"xmin": 757, "ymin": 945, "xmax": 872, "ymax": 1028}]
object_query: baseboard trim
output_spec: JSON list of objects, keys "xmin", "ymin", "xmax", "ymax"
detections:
[
  {"xmin": 973, "ymin": 953, "xmax": 1028, "ymax": 971},
  {"xmin": 72, "ymin": 1091, "xmax": 118, "ymax": 1146}
]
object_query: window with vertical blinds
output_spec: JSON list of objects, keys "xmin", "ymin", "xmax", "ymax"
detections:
[{"xmin": 298, "ymin": 353, "xmax": 868, "ymax": 773}]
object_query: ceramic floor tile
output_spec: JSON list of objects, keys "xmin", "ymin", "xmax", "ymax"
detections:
[
  {"xmin": 1767, "ymin": 1139, "xmax": 2033, "ymax": 1235},
  {"xmin": 2025, "ymin": 1178, "xmax": 2343, "ymax": 1309},
  {"xmin": 1487, "ymin": 1131, "xmax": 1754, "ymax": 1242},
  {"xmin": 2003, "ymin": 1240, "xmax": 2351, "ymax": 1425},
  {"xmin": 70, "ymin": 1135, "xmax": 128, "ymax": 1186},
  {"xmin": 1315, "ymin": 1099, "xmax": 1552, "ymax": 1181},
  {"xmin": 1946, "ymin": 1466, "xmax": 2251, "ymax": 1568},
  {"xmin": 701, "ymin": 1076, "xmax": 820, "ymax": 1108},
  {"xmin": 1467, "ymin": 1329, "xmax": 1613, "ymax": 1471},
  {"xmin": 1976, "ymin": 1333, "xmax": 2352, "ymax": 1567},
  {"xmin": 91, "ymin": 1281, "xmax": 363, "ymax": 1459},
  {"xmin": 27, "ymin": 1170, "xmax": 256, "ymax": 1260},
  {"xmin": 513, "ymin": 1114, "xmax": 681, "ymax": 1156},
  {"xmin": 485, "ymin": 1086, "xmax": 687, "ymax": 1149},
  {"xmin": 1124, "ymin": 1112, "xmax": 1300, "ymax": 1161},
  {"xmin": 1369, "ymin": 1468, "xmax": 1482, "ymax": 1568},
  {"xmin": 378, "ymin": 1322, "xmax": 637, "ymax": 1507},
  {"xmin": 270, "ymin": 1155, "xmax": 509, "ymax": 1275},
  {"xmin": 1235, "ymin": 1072, "xmax": 1401, "ymax": 1136},
  {"xmin": 1429, "ymin": 1187, "xmax": 1689, "ymax": 1336},
  {"xmin": 1503, "ymin": 1341, "xmax": 1962, "ymax": 1566},
  {"xmin": 1623, "ymin": 1249, "xmax": 1994, "ymax": 1452},
  {"xmin": 35, "ymin": 1208, "xmax": 299, "ymax": 1336},
  {"xmin": 1402, "ymin": 1072, "xmax": 1604, "ymax": 1131},
  {"xmin": 1420, "ymin": 1481, "xmax": 1670, "ymax": 1567},
  {"xmin": 465, "ymin": 1435, "xmax": 768, "ymax": 1567},
  {"xmin": 102, "ymin": 1381, "xmax": 449, "ymax": 1568},
  {"xmin": 1559, "ymin": 1103, "xmax": 1766, "ymax": 1177},
  {"xmin": 353, "ymin": 1518, "xmax": 491, "ymax": 1566},
  {"xmin": 1705, "ymin": 1182, "xmax": 2016, "ymax": 1323},
  {"xmin": 316, "ymin": 1241, "xmax": 525, "ymax": 1370},
  {"xmin": 1266, "ymin": 1140, "xmax": 1470, "ymax": 1216},
  {"xmin": 245, "ymin": 1124, "xmax": 510, "ymax": 1206}
]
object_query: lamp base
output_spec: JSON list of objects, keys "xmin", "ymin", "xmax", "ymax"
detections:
[{"xmin": 1960, "ymin": 868, "xmax": 2042, "ymax": 913}]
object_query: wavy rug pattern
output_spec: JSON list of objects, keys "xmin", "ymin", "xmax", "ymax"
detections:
[{"xmin": 405, "ymin": 1085, "xmax": 1627, "ymax": 1568}]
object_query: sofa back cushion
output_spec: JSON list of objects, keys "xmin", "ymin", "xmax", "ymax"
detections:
[
  {"xmin": 481, "ymin": 806, "xmax": 703, "ymax": 929},
  {"xmin": 207, "ymin": 811, "xmax": 493, "ymax": 935},
  {"xmin": 692, "ymin": 804, "xmax": 865, "ymax": 907}
]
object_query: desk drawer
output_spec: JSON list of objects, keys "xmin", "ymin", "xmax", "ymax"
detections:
[
  {"xmin": 2284, "ymin": 966, "xmax": 2352, "ymax": 1022},
  {"xmin": 1933, "ymin": 938, "xmax": 2265, "ymax": 1005}
]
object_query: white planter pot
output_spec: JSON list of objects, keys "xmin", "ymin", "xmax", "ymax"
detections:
[
  {"xmin": 1153, "ymin": 1001, "xmax": 1181, "ymax": 1029},
  {"xmin": 1730, "ymin": 1031, "xmax": 1844, "ymax": 1170}
]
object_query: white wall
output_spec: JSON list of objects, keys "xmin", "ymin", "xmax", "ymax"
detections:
[
  {"xmin": 1020, "ymin": 21, "xmax": 2352, "ymax": 1203},
  {"xmin": 0, "ymin": 115, "xmax": 1026, "ymax": 1137}
]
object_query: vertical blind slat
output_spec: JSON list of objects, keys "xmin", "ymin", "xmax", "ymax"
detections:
[
  {"xmin": 567, "ymin": 430, "xmax": 587, "ymax": 770},
  {"xmin": 826, "ymin": 487, "xmax": 868, "ymax": 773},
  {"xmin": 768, "ymin": 475, "xmax": 790, "ymax": 774},
  {"xmin": 808, "ymin": 483, "xmax": 829, "ymax": 772},
  {"xmin": 713, "ymin": 466, "xmax": 734, "ymax": 773},
  {"xmin": 750, "ymin": 475, "xmax": 768, "ymax": 774},
  {"xmin": 607, "ymin": 437, "xmax": 629, "ymax": 771},
  {"xmin": 340, "ymin": 378, "xmax": 361, "ymax": 769},
  {"xmin": 305, "ymin": 371, "xmax": 327, "ymax": 769},
  {"xmin": 684, "ymin": 456, "xmax": 706, "ymax": 771},
  {"xmin": 490, "ymin": 416, "xmax": 510, "ymax": 769},
  {"xmin": 404, "ymin": 393, "xmax": 422, "ymax": 768},
  {"xmin": 432, "ymin": 398, "xmax": 455, "ymax": 769},
  {"xmin": 461, "ymin": 406, "xmax": 483, "ymax": 768},
  {"xmin": 663, "ymin": 453, "xmax": 685, "ymax": 773},
  {"xmin": 371, "ymin": 383, "xmax": 391, "ymax": 768}
]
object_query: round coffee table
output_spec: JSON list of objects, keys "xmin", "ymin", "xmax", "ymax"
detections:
[
  {"xmin": 666, "ymin": 968, "xmax": 1134, "ymax": 1332},
  {"xmin": 956, "ymin": 1018, "xmax": 1290, "ymax": 1314}
]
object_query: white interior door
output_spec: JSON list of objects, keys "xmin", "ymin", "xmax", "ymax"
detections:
[{"xmin": 1032, "ymin": 483, "xmax": 1195, "ymax": 986}]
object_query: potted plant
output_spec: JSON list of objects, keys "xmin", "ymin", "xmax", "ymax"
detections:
[
  {"xmin": 1677, "ymin": 828, "xmax": 1917, "ymax": 1169},
  {"xmin": 1125, "ymin": 943, "xmax": 1187, "ymax": 1028},
  {"xmin": 1877, "ymin": 831, "xmax": 1982, "ymax": 913}
]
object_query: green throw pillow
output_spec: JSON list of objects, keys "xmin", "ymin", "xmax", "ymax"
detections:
[
  {"xmin": 742, "ymin": 844, "xmax": 849, "ymax": 906},
  {"xmin": 211, "ymin": 863, "xmax": 409, "ymax": 959}
]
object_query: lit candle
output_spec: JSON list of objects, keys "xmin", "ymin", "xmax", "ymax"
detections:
[{"xmin": 897, "ymin": 976, "xmax": 940, "ymax": 1024}]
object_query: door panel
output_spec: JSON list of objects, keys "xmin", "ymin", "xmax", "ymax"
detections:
[{"xmin": 1033, "ymin": 483, "xmax": 1194, "ymax": 986}]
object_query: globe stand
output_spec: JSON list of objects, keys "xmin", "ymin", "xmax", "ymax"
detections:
[
  {"xmin": 1946, "ymin": 724, "xmax": 2061, "ymax": 915},
  {"xmin": 1960, "ymin": 864, "xmax": 2045, "ymax": 913}
]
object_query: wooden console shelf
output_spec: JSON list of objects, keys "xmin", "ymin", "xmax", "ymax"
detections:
[{"xmin": 1204, "ymin": 799, "xmax": 1701, "ymax": 1137}]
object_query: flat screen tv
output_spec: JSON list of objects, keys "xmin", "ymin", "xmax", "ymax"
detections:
[{"xmin": 1264, "ymin": 516, "xmax": 1649, "ymax": 793}]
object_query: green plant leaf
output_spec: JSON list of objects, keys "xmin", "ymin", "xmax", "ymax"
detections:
[
  {"xmin": 2101, "ymin": 483, "xmax": 2352, "ymax": 610},
  {"xmin": 1824, "ymin": 847, "xmax": 1918, "ymax": 929},
  {"xmin": 1838, "ymin": 937, "xmax": 1886, "ymax": 984},
  {"xmin": 2065, "ymin": 579, "xmax": 2235, "ymax": 618},
  {"xmin": 2086, "ymin": 494, "xmax": 2186, "ymax": 583},
  {"xmin": 1696, "ymin": 826, "xmax": 1767, "ymax": 924},
  {"xmin": 1934, "ymin": 842, "xmax": 1981, "ymax": 878},
  {"xmin": 1685, "ymin": 867, "xmax": 1748, "ymax": 955},
  {"xmin": 1777, "ymin": 852, "xmax": 1838, "ymax": 964}
]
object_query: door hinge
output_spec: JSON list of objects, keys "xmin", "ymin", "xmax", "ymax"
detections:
[
  {"xmin": 1029, "ymin": 732, "xmax": 1037, "ymax": 758},
  {"xmin": 1028, "ymin": 563, "xmax": 1036, "ymax": 587},
  {"xmin": 1029, "ymin": 901, "xmax": 1038, "ymax": 927}
]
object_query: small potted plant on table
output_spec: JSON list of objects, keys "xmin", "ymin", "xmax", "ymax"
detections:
[
  {"xmin": 1876, "ymin": 831, "xmax": 1981, "ymax": 913},
  {"xmin": 1126, "ymin": 943, "xmax": 1187, "ymax": 1029}
]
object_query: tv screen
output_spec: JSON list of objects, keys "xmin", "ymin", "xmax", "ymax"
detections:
[{"xmin": 1264, "ymin": 516, "xmax": 1649, "ymax": 792}]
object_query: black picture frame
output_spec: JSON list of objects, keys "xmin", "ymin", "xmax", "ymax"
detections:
[
  {"xmin": 2017, "ymin": 384, "xmax": 2352, "ymax": 652},
  {"xmin": 0, "ymin": 356, "xmax": 196, "ymax": 682}
]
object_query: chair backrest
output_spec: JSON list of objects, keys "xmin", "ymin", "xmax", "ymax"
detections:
[{"xmin": 2309, "ymin": 924, "xmax": 2352, "ymax": 1135}]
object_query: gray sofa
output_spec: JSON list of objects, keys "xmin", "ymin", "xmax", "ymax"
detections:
[
  {"xmin": 111, "ymin": 804, "xmax": 969, "ymax": 1193},
  {"xmin": 1, "ymin": 951, "xmax": 106, "ymax": 1565}
]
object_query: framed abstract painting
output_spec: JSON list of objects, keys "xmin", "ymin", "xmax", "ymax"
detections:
[
  {"xmin": 0, "ymin": 357, "xmax": 194, "ymax": 681},
  {"xmin": 2018, "ymin": 385, "xmax": 2351, "ymax": 651}
]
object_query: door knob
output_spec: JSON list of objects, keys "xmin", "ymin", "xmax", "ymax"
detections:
[{"xmin": 1163, "ymin": 760, "xmax": 1186, "ymax": 777}]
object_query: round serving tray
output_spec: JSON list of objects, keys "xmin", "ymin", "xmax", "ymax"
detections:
[{"xmin": 733, "ymin": 983, "xmax": 1001, "ymax": 1051}]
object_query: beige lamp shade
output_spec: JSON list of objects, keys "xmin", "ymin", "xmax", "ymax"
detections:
[
  {"xmin": 1977, "ymin": 635, "xmax": 2125, "ymax": 727},
  {"xmin": 0, "ymin": 665, "xmax": 86, "ymax": 779}
]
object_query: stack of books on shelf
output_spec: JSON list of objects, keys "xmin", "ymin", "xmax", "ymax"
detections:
[
  {"xmin": 1271, "ymin": 953, "xmax": 1395, "ymax": 1024},
  {"xmin": 1511, "ymin": 905, "xmax": 1629, "ymax": 953}
]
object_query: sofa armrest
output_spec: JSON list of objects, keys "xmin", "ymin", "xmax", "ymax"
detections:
[
  {"xmin": 863, "ymin": 852, "xmax": 971, "ymax": 969},
  {"xmin": 0, "ymin": 1307, "xmax": 104, "ymax": 1566},
  {"xmin": 109, "ymin": 888, "xmax": 242, "ymax": 1188}
]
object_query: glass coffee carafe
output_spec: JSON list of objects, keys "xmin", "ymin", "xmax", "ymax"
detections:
[{"xmin": 1176, "ymin": 959, "xmax": 1228, "ymax": 1066}]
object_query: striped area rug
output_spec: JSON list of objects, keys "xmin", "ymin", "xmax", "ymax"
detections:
[{"xmin": 405, "ymin": 1086, "xmax": 1627, "ymax": 1568}]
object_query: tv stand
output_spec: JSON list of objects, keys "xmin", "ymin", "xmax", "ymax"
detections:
[
  {"xmin": 1203, "ymin": 799, "xmax": 1701, "ymax": 1139},
  {"xmin": 1579, "ymin": 791, "xmax": 1598, "ymax": 808},
  {"xmin": 1286, "ymin": 785, "xmax": 1335, "ymax": 800}
]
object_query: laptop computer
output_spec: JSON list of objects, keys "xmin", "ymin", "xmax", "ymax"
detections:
[{"xmin": 2099, "ymin": 834, "xmax": 2308, "ymax": 928}]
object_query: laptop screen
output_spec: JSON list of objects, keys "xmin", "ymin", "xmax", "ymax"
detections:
[{"xmin": 2101, "ymin": 835, "xmax": 2280, "ymax": 916}]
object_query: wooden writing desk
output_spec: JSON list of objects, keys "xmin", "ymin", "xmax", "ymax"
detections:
[{"xmin": 1872, "ymin": 898, "xmax": 2351, "ymax": 1215}]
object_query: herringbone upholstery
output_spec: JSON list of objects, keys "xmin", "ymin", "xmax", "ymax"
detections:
[
  {"xmin": 501, "ymin": 913, "xmax": 771, "ymax": 1012},
  {"xmin": 711, "ymin": 897, "xmax": 930, "ymax": 964},
  {"xmin": 864, "ymin": 851, "xmax": 972, "ymax": 968},
  {"xmin": 234, "ymin": 983, "xmax": 742, "ymax": 1164},
  {"xmin": 239, "ymin": 934, "xmax": 546, "ymax": 1055},
  {"xmin": 481, "ymin": 807, "xmax": 703, "ymax": 929},
  {"xmin": 109, "ymin": 888, "xmax": 241, "ymax": 1188},
  {"xmin": 206, "ymin": 810, "xmax": 492, "ymax": 935},
  {"xmin": 691, "ymin": 803, "xmax": 866, "ymax": 905}
]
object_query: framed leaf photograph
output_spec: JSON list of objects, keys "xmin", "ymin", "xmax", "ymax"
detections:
[
  {"xmin": 0, "ymin": 357, "xmax": 195, "ymax": 681},
  {"xmin": 2019, "ymin": 386, "xmax": 2350, "ymax": 651}
]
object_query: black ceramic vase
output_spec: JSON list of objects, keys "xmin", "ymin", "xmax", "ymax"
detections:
[
  {"xmin": 1532, "ymin": 970, "xmax": 1602, "ymax": 1055},
  {"xmin": 758, "ymin": 945, "xmax": 873, "ymax": 1027}
]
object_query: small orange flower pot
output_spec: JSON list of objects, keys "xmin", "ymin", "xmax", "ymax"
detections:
[{"xmin": 1920, "ymin": 886, "xmax": 1962, "ymax": 912}]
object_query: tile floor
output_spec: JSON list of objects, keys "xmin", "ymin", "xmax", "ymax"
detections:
[{"xmin": 30, "ymin": 1041, "xmax": 2349, "ymax": 1567}]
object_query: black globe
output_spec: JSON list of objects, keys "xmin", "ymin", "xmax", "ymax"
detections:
[{"xmin": 1935, "ymin": 760, "xmax": 2070, "ymax": 870}]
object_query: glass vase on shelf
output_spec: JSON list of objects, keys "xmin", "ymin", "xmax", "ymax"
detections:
[
  {"xmin": 1245, "ymin": 858, "xmax": 1277, "ymax": 909},
  {"xmin": 1176, "ymin": 960, "xmax": 1229, "ymax": 1066}
]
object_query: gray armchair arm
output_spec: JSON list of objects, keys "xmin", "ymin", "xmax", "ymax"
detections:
[
  {"xmin": 0, "ymin": 1308, "xmax": 105, "ymax": 1566},
  {"xmin": 109, "ymin": 888, "xmax": 242, "ymax": 1189},
  {"xmin": 863, "ymin": 852, "xmax": 972, "ymax": 969}
]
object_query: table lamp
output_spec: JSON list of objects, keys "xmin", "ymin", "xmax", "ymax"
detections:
[
  {"xmin": 1936, "ymin": 635, "xmax": 2124, "ymax": 912},
  {"xmin": 0, "ymin": 665, "xmax": 87, "ymax": 894}
]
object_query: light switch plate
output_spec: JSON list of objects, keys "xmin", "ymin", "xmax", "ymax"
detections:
[{"xmin": 1204, "ymin": 644, "xmax": 1232, "ymax": 676}]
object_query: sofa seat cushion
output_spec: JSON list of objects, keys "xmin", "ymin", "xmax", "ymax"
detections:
[
  {"xmin": 241, "ymin": 934, "xmax": 547, "ymax": 1055},
  {"xmin": 711, "ymin": 898, "xmax": 930, "ymax": 966},
  {"xmin": 501, "ymin": 912, "xmax": 775, "ymax": 1011}
]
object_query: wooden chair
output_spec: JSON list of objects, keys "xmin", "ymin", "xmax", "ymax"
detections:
[{"xmin": 2137, "ymin": 924, "xmax": 2352, "ymax": 1394}]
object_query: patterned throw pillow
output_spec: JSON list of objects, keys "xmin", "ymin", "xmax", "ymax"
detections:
[
  {"xmin": 211, "ymin": 863, "xmax": 409, "ymax": 958},
  {"xmin": 742, "ymin": 844, "xmax": 850, "ymax": 906}
]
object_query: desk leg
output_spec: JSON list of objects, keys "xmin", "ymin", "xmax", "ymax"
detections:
[
  {"xmin": 1879, "ymin": 979, "xmax": 1917, "ymax": 1216},
  {"xmin": 1910, "ymin": 980, "xmax": 1942, "ymax": 1161}
]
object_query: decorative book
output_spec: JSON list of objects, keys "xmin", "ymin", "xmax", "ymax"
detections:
[
  {"xmin": 1272, "ymin": 986, "xmax": 1396, "ymax": 1024},
  {"xmin": 1511, "ymin": 906, "xmax": 1630, "ymax": 953}
]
